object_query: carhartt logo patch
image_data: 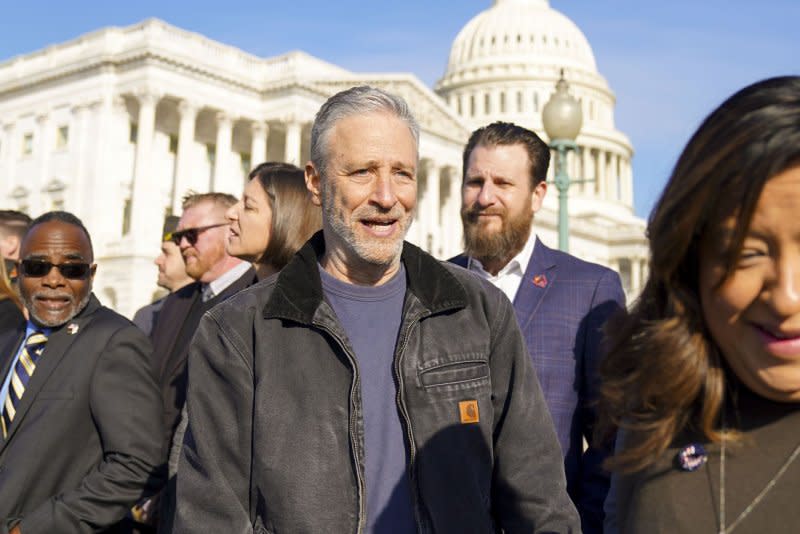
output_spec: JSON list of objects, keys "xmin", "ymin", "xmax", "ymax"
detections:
[{"xmin": 459, "ymin": 400, "xmax": 480, "ymax": 424}]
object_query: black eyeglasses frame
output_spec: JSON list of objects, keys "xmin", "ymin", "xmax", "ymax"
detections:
[
  {"xmin": 19, "ymin": 259, "xmax": 93, "ymax": 280},
  {"xmin": 169, "ymin": 223, "xmax": 228, "ymax": 246}
]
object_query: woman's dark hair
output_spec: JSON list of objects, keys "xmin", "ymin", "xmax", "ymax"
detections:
[
  {"xmin": 596, "ymin": 76, "xmax": 800, "ymax": 473},
  {"xmin": 249, "ymin": 162, "xmax": 321, "ymax": 270}
]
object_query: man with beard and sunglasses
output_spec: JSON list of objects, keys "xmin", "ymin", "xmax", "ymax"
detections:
[
  {"xmin": 450, "ymin": 122, "xmax": 625, "ymax": 534},
  {"xmin": 0, "ymin": 211, "xmax": 165, "ymax": 534},
  {"xmin": 148, "ymin": 192, "xmax": 255, "ymax": 531}
]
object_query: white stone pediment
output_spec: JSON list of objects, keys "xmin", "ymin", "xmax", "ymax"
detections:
[{"xmin": 307, "ymin": 76, "xmax": 470, "ymax": 143}]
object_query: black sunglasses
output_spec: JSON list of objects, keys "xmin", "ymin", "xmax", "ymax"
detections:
[
  {"xmin": 170, "ymin": 223, "xmax": 228, "ymax": 246},
  {"xmin": 19, "ymin": 259, "xmax": 93, "ymax": 280}
]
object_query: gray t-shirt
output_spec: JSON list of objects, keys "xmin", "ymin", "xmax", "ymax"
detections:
[{"xmin": 319, "ymin": 264, "xmax": 416, "ymax": 533}]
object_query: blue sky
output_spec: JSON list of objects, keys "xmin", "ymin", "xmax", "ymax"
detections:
[{"xmin": 1, "ymin": 0, "xmax": 797, "ymax": 218}]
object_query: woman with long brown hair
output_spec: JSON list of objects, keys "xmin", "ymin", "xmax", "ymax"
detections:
[
  {"xmin": 598, "ymin": 76, "xmax": 800, "ymax": 533},
  {"xmin": 225, "ymin": 161, "xmax": 322, "ymax": 280}
]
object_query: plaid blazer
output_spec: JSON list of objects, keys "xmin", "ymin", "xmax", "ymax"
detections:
[{"xmin": 451, "ymin": 237, "xmax": 625, "ymax": 534}]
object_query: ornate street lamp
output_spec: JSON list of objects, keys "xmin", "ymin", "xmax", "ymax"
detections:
[{"xmin": 542, "ymin": 70, "xmax": 584, "ymax": 252}]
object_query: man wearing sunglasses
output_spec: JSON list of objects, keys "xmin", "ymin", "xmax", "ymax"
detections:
[
  {"xmin": 149, "ymin": 192, "xmax": 255, "ymax": 530},
  {"xmin": 0, "ymin": 211, "xmax": 165, "ymax": 534},
  {"xmin": 132, "ymin": 216, "xmax": 194, "ymax": 337}
]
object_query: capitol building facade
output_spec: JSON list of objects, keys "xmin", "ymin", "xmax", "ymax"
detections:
[{"xmin": 0, "ymin": 0, "xmax": 648, "ymax": 318}]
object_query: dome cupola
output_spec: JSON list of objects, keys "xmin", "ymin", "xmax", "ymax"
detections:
[{"xmin": 440, "ymin": 0, "xmax": 597, "ymax": 88}]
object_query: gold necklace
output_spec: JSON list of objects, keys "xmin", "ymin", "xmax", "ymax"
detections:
[{"xmin": 717, "ymin": 429, "xmax": 800, "ymax": 533}]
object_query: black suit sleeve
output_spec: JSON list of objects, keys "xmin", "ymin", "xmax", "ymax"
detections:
[{"xmin": 19, "ymin": 324, "xmax": 166, "ymax": 533}]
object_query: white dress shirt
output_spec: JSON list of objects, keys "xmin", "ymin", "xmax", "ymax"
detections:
[
  {"xmin": 201, "ymin": 261, "xmax": 251, "ymax": 302},
  {"xmin": 467, "ymin": 231, "xmax": 537, "ymax": 303}
]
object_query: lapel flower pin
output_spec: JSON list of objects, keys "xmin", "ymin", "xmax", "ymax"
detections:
[
  {"xmin": 676, "ymin": 443, "xmax": 707, "ymax": 472},
  {"xmin": 532, "ymin": 274, "xmax": 548, "ymax": 288}
]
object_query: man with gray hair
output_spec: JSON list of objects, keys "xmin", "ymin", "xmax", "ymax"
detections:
[{"xmin": 175, "ymin": 86, "xmax": 579, "ymax": 533}]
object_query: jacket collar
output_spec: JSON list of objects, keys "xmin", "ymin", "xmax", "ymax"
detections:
[{"xmin": 264, "ymin": 231, "xmax": 467, "ymax": 324}]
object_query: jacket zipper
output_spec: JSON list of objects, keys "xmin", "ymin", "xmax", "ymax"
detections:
[
  {"xmin": 393, "ymin": 311, "xmax": 426, "ymax": 533},
  {"xmin": 316, "ymin": 323, "xmax": 366, "ymax": 534}
]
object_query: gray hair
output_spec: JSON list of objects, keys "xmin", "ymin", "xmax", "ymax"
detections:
[{"xmin": 310, "ymin": 85, "xmax": 420, "ymax": 173}]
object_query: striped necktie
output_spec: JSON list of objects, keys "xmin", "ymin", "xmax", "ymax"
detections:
[{"xmin": 1, "ymin": 331, "xmax": 48, "ymax": 438}]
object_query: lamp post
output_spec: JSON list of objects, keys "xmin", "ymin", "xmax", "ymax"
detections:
[{"xmin": 542, "ymin": 70, "xmax": 584, "ymax": 252}]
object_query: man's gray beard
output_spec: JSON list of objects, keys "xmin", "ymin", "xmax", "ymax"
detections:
[
  {"xmin": 321, "ymin": 180, "xmax": 408, "ymax": 268},
  {"xmin": 462, "ymin": 208, "xmax": 533, "ymax": 266},
  {"xmin": 22, "ymin": 290, "xmax": 92, "ymax": 328}
]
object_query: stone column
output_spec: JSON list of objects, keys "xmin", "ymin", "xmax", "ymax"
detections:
[
  {"xmin": 641, "ymin": 258, "xmax": 650, "ymax": 286},
  {"xmin": 34, "ymin": 112, "xmax": 52, "ymax": 213},
  {"xmin": 442, "ymin": 165, "xmax": 463, "ymax": 258},
  {"xmin": 2, "ymin": 122, "xmax": 16, "ymax": 198},
  {"xmin": 84, "ymin": 96, "xmax": 129, "ymax": 251},
  {"xmin": 491, "ymin": 89, "xmax": 501, "ymax": 115},
  {"xmin": 173, "ymin": 100, "xmax": 199, "ymax": 214},
  {"xmin": 458, "ymin": 93, "xmax": 468, "ymax": 117},
  {"xmin": 631, "ymin": 255, "xmax": 642, "ymax": 295},
  {"xmin": 213, "ymin": 111, "xmax": 234, "ymax": 195},
  {"xmin": 129, "ymin": 91, "xmax": 162, "ymax": 250},
  {"xmin": 420, "ymin": 160, "xmax": 441, "ymax": 254},
  {"xmin": 250, "ymin": 122, "xmax": 268, "ymax": 166},
  {"xmin": 625, "ymin": 158, "xmax": 634, "ymax": 207},
  {"xmin": 69, "ymin": 103, "xmax": 91, "ymax": 214},
  {"xmin": 284, "ymin": 120, "xmax": 302, "ymax": 165},
  {"xmin": 597, "ymin": 150, "xmax": 607, "ymax": 201},
  {"xmin": 582, "ymin": 145, "xmax": 592, "ymax": 196}
]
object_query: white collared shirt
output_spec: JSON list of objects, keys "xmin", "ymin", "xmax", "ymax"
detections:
[
  {"xmin": 201, "ymin": 261, "xmax": 251, "ymax": 302},
  {"xmin": 467, "ymin": 231, "xmax": 537, "ymax": 303}
]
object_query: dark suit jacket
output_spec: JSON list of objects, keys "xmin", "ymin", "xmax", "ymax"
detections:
[
  {"xmin": 451, "ymin": 238, "xmax": 625, "ymax": 534},
  {"xmin": 149, "ymin": 267, "xmax": 256, "ymax": 532},
  {"xmin": 132, "ymin": 296, "xmax": 167, "ymax": 337},
  {"xmin": 0, "ymin": 295, "xmax": 165, "ymax": 534},
  {"xmin": 150, "ymin": 266, "xmax": 257, "ymax": 447},
  {"xmin": 0, "ymin": 299, "xmax": 24, "ymax": 335}
]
